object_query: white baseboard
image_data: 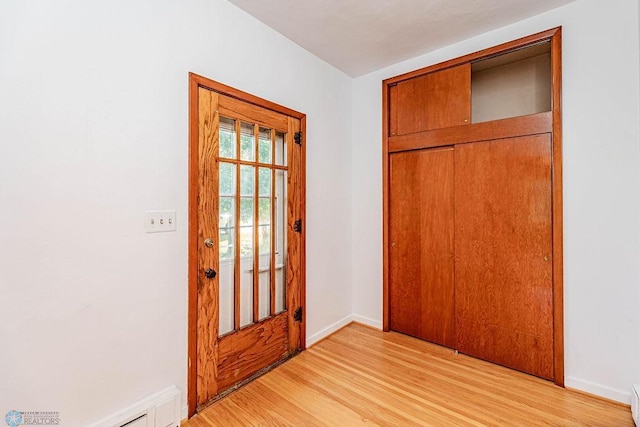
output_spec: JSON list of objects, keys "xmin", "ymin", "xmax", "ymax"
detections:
[
  {"xmin": 565, "ymin": 377, "xmax": 631, "ymax": 404},
  {"xmin": 352, "ymin": 314, "xmax": 382, "ymax": 329},
  {"xmin": 306, "ymin": 315, "xmax": 354, "ymax": 347}
]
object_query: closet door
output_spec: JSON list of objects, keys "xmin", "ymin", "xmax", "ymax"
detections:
[
  {"xmin": 389, "ymin": 148, "xmax": 455, "ymax": 348},
  {"xmin": 455, "ymin": 134, "xmax": 553, "ymax": 379}
]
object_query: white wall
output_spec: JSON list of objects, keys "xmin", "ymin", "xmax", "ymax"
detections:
[
  {"xmin": 352, "ymin": 0, "xmax": 640, "ymax": 403},
  {"xmin": 0, "ymin": 0, "xmax": 352, "ymax": 425}
]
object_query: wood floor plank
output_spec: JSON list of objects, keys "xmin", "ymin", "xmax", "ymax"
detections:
[
  {"xmin": 184, "ymin": 323, "xmax": 633, "ymax": 427},
  {"xmin": 259, "ymin": 366, "xmax": 373, "ymax": 426},
  {"xmin": 275, "ymin": 358, "xmax": 411, "ymax": 426},
  {"xmin": 312, "ymin": 339, "xmax": 526, "ymax": 425},
  {"xmin": 324, "ymin": 328, "xmax": 569, "ymax": 424},
  {"xmin": 299, "ymin": 352, "xmax": 476, "ymax": 426}
]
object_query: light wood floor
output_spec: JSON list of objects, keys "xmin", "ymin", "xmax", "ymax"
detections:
[{"xmin": 185, "ymin": 323, "xmax": 633, "ymax": 426}]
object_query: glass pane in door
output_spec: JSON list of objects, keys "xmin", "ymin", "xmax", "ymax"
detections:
[
  {"xmin": 275, "ymin": 131, "xmax": 286, "ymax": 166},
  {"xmin": 258, "ymin": 127, "xmax": 272, "ymax": 164},
  {"xmin": 219, "ymin": 117, "xmax": 236, "ymax": 159},
  {"xmin": 240, "ymin": 122, "xmax": 255, "ymax": 161},
  {"xmin": 239, "ymin": 165, "xmax": 255, "ymax": 328},
  {"xmin": 275, "ymin": 170, "xmax": 287, "ymax": 313},
  {"xmin": 218, "ymin": 162, "xmax": 236, "ymax": 336},
  {"xmin": 258, "ymin": 167, "xmax": 271, "ymax": 319}
]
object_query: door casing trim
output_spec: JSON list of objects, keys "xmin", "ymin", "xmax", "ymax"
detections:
[{"xmin": 188, "ymin": 72, "xmax": 307, "ymax": 417}]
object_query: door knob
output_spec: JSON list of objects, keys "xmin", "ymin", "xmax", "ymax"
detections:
[
  {"xmin": 204, "ymin": 238, "xmax": 214, "ymax": 248},
  {"xmin": 204, "ymin": 268, "xmax": 217, "ymax": 279}
]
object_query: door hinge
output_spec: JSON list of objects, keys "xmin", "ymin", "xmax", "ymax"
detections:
[
  {"xmin": 293, "ymin": 307, "xmax": 303, "ymax": 322},
  {"xmin": 293, "ymin": 219, "xmax": 302, "ymax": 233},
  {"xmin": 294, "ymin": 132, "xmax": 302, "ymax": 145}
]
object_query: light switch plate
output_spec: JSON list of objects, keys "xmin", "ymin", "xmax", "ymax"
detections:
[{"xmin": 146, "ymin": 210, "xmax": 176, "ymax": 233}]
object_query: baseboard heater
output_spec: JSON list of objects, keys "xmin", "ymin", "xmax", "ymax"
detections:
[
  {"xmin": 90, "ymin": 386, "xmax": 181, "ymax": 427},
  {"xmin": 632, "ymin": 385, "xmax": 639, "ymax": 426}
]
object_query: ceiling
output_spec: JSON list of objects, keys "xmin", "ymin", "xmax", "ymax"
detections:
[{"xmin": 227, "ymin": 0, "xmax": 575, "ymax": 77}]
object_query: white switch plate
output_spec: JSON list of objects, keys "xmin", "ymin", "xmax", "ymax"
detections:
[{"xmin": 146, "ymin": 210, "xmax": 176, "ymax": 233}]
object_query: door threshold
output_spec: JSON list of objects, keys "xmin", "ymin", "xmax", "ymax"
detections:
[{"xmin": 196, "ymin": 350, "xmax": 301, "ymax": 413}]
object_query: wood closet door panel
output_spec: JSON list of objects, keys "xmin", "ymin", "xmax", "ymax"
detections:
[
  {"xmin": 389, "ymin": 148, "xmax": 455, "ymax": 348},
  {"xmin": 454, "ymin": 134, "xmax": 553, "ymax": 379},
  {"xmin": 394, "ymin": 64, "xmax": 471, "ymax": 136}
]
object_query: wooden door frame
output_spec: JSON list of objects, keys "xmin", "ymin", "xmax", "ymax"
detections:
[
  {"xmin": 188, "ymin": 72, "xmax": 307, "ymax": 417},
  {"xmin": 381, "ymin": 27, "xmax": 564, "ymax": 385}
]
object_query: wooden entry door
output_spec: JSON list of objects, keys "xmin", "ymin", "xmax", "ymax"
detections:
[
  {"xmin": 455, "ymin": 134, "xmax": 553, "ymax": 379},
  {"xmin": 188, "ymin": 74, "xmax": 305, "ymax": 414}
]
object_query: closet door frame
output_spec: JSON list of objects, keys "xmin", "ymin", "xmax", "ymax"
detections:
[{"xmin": 381, "ymin": 27, "xmax": 563, "ymax": 385}]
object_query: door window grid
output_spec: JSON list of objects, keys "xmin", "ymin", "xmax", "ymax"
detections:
[
  {"xmin": 218, "ymin": 196, "xmax": 279, "ymax": 260},
  {"xmin": 218, "ymin": 116, "xmax": 288, "ymax": 333}
]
